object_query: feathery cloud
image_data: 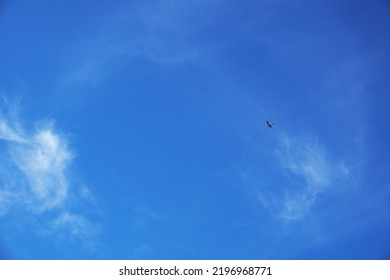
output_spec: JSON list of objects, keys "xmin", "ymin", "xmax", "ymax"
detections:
[
  {"xmin": 257, "ymin": 134, "xmax": 350, "ymax": 221},
  {"xmin": 60, "ymin": 1, "xmax": 205, "ymax": 87},
  {"xmin": 9, "ymin": 124, "xmax": 73, "ymax": 211},
  {"xmin": 0, "ymin": 98, "xmax": 96, "ymax": 244},
  {"xmin": 49, "ymin": 212, "xmax": 96, "ymax": 241}
]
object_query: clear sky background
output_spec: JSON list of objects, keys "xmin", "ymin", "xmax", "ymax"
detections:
[{"xmin": 0, "ymin": 0, "xmax": 390, "ymax": 259}]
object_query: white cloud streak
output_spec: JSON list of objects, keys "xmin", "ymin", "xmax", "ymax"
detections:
[
  {"xmin": 10, "ymin": 125, "xmax": 72, "ymax": 211},
  {"xmin": 0, "ymin": 120, "xmax": 26, "ymax": 143},
  {"xmin": 49, "ymin": 212, "xmax": 96, "ymax": 241},
  {"xmin": 257, "ymin": 134, "xmax": 350, "ymax": 221},
  {"xmin": 0, "ymin": 99, "xmax": 96, "ymax": 244},
  {"xmin": 60, "ymin": 1, "xmax": 207, "ymax": 87}
]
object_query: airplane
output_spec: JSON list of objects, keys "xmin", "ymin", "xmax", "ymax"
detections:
[{"xmin": 266, "ymin": 120, "xmax": 275, "ymax": 128}]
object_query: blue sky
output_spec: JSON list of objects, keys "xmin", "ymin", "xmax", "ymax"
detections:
[{"xmin": 0, "ymin": 0, "xmax": 390, "ymax": 259}]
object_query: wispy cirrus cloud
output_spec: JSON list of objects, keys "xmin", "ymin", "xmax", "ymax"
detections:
[
  {"xmin": 0, "ymin": 98, "xmax": 97, "ymax": 244},
  {"xmin": 60, "ymin": 1, "xmax": 213, "ymax": 87},
  {"xmin": 8, "ymin": 124, "xmax": 72, "ymax": 211},
  {"xmin": 257, "ymin": 134, "xmax": 350, "ymax": 221},
  {"xmin": 49, "ymin": 212, "xmax": 97, "ymax": 242}
]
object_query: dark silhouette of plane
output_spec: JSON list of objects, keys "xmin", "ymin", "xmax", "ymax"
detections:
[{"xmin": 266, "ymin": 120, "xmax": 275, "ymax": 128}]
